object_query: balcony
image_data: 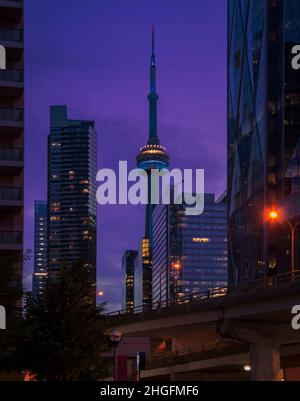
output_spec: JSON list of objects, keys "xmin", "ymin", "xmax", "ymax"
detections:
[
  {"xmin": 0, "ymin": 0, "xmax": 23, "ymax": 6},
  {"xmin": 0, "ymin": 28, "xmax": 23, "ymax": 60},
  {"xmin": 0, "ymin": 69, "xmax": 24, "ymax": 98},
  {"xmin": 0, "ymin": 147, "xmax": 23, "ymax": 173},
  {"xmin": 0, "ymin": 187, "xmax": 23, "ymax": 211},
  {"xmin": 0, "ymin": 108, "xmax": 24, "ymax": 136},
  {"xmin": 0, "ymin": 28, "xmax": 23, "ymax": 45},
  {"xmin": 0, "ymin": 231, "xmax": 22, "ymax": 252},
  {"xmin": 0, "ymin": 0, "xmax": 22, "ymax": 17}
]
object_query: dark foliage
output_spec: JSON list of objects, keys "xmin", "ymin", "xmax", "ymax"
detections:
[{"xmin": 0, "ymin": 260, "xmax": 110, "ymax": 381}]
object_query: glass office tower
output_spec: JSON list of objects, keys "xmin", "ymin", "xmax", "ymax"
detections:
[
  {"xmin": 47, "ymin": 106, "xmax": 97, "ymax": 288},
  {"xmin": 152, "ymin": 194, "xmax": 228, "ymax": 306},
  {"xmin": 228, "ymin": 0, "xmax": 300, "ymax": 285},
  {"xmin": 122, "ymin": 250, "xmax": 138, "ymax": 311},
  {"xmin": 32, "ymin": 201, "xmax": 48, "ymax": 299}
]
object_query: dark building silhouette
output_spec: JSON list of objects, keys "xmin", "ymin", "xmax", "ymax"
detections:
[
  {"xmin": 32, "ymin": 201, "xmax": 48, "ymax": 299},
  {"xmin": 0, "ymin": 0, "xmax": 24, "ymax": 306},
  {"xmin": 47, "ymin": 106, "xmax": 97, "ymax": 288},
  {"xmin": 228, "ymin": 0, "xmax": 300, "ymax": 285}
]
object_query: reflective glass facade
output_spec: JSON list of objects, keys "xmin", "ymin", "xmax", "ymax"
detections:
[
  {"xmin": 32, "ymin": 201, "xmax": 48, "ymax": 299},
  {"xmin": 228, "ymin": 0, "xmax": 300, "ymax": 285},
  {"xmin": 47, "ymin": 106, "xmax": 97, "ymax": 284},
  {"xmin": 152, "ymin": 194, "xmax": 228, "ymax": 306}
]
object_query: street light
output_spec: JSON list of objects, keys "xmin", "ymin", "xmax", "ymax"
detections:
[
  {"xmin": 267, "ymin": 209, "xmax": 300, "ymax": 281},
  {"xmin": 286, "ymin": 219, "xmax": 300, "ymax": 281},
  {"xmin": 269, "ymin": 210, "xmax": 279, "ymax": 220},
  {"xmin": 110, "ymin": 330, "xmax": 122, "ymax": 381},
  {"xmin": 243, "ymin": 364, "xmax": 252, "ymax": 372}
]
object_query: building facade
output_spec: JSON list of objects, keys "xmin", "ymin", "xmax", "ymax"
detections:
[
  {"xmin": 32, "ymin": 201, "xmax": 48, "ymax": 299},
  {"xmin": 122, "ymin": 250, "xmax": 138, "ymax": 311},
  {"xmin": 152, "ymin": 194, "xmax": 228, "ymax": 306},
  {"xmin": 228, "ymin": 0, "xmax": 300, "ymax": 285},
  {"xmin": 0, "ymin": 0, "xmax": 24, "ymax": 308},
  {"xmin": 134, "ymin": 238, "xmax": 151, "ymax": 309},
  {"xmin": 47, "ymin": 106, "xmax": 97, "ymax": 287}
]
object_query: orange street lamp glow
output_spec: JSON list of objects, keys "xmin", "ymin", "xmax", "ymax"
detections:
[
  {"xmin": 269, "ymin": 211, "xmax": 279, "ymax": 220},
  {"xmin": 172, "ymin": 262, "xmax": 182, "ymax": 271}
]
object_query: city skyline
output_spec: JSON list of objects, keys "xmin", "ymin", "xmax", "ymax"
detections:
[
  {"xmin": 24, "ymin": 0, "xmax": 227, "ymax": 310},
  {"xmin": 1, "ymin": 0, "xmax": 300, "ymax": 384}
]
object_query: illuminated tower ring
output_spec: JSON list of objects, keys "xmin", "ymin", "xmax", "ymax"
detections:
[{"xmin": 137, "ymin": 143, "xmax": 169, "ymax": 171}]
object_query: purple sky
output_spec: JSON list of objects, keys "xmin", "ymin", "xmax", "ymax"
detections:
[{"xmin": 24, "ymin": 0, "xmax": 227, "ymax": 310}]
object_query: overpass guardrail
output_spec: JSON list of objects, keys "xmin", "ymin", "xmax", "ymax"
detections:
[{"xmin": 106, "ymin": 270, "xmax": 300, "ymax": 317}]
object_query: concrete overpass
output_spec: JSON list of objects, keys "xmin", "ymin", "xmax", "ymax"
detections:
[{"xmin": 107, "ymin": 272, "xmax": 300, "ymax": 381}]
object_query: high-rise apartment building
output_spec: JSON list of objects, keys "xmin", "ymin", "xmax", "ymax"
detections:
[
  {"xmin": 32, "ymin": 201, "xmax": 48, "ymax": 299},
  {"xmin": 47, "ymin": 106, "xmax": 97, "ymax": 288},
  {"xmin": 228, "ymin": 0, "xmax": 300, "ymax": 285},
  {"xmin": 122, "ymin": 250, "xmax": 138, "ymax": 311},
  {"xmin": 152, "ymin": 194, "xmax": 228, "ymax": 306},
  {"xmin": 0, "ymin": 0, "xmax": 24, "ymax": 305}
]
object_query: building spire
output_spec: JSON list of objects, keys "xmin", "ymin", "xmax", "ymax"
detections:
[
  {"xmin": 151, "ymin": 25, "xmax": 155, "ymax": 62},
  {"xmin": 148, "ymin": 26, "xmax": 159, "ymax": 145}
]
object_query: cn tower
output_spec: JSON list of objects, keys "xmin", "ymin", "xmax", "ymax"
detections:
[{"xmin": 136, "ymin": 27, "xmax": 170, "ymax": 250}]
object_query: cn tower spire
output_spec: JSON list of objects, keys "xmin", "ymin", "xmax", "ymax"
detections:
[
  {"xmin": 151, "ymin": 25, "xmax": 155, "ymax": 63},
  {"xmin": 148, "ymin": 26, "xmax": 159, "ymax": 145}
]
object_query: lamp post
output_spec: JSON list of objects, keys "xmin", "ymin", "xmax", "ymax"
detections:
[
  {"xmin": 286, "ymin": 220, "xmax": 300, "ymax": 281},
  {"xmin": 110, "ymin": 330, "xmax": 122, "ymax": 381},
  {"xmin": 267, "ymin": 210, "xmax": 300, "ymax": 281}
]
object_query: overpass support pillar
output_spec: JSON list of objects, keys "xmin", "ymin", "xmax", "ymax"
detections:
[
  {"xmin": 249, "ymin": 339, "xmax": 281, "ymax": 381},
  {"xmin": 219, "ymin": 319, "xmax": 284, "ymax": 382}
]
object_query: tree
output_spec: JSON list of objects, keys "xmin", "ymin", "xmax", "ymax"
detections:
[
  {"xmin": 0, "ymin": 252, "xmax": 28, "ymax": 375},
  {"xmin": 17, "ymin": 261, "xmax": 110, "ymax": 381}
]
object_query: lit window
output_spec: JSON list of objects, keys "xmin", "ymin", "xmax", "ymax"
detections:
[{"xmin": 193, "ymin": 238, "xmax": 210, "ymax": 243}]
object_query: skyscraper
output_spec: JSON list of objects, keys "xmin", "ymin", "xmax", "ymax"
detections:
[
  {"xmin": 134, "ymin": 238, "xmax": 151, "ymax": 309},
  {"xmin": 228, "ymin": 0, "xmax": 300, "ymax": 285},
  {"xmin": 152, "ymin": 194, "xmax": 228, "ymax": 306},
  {"xmin": 135, "ymin": 28, "xmax": 169, "ymax": 306},
  {"xmin": 32, "ymin": 201, "xmax": 48, "ymax": 299},
  {"xmin": 47, "ymin": 106, "xmax": 97, "ymax": 289},
  {"xmin": 122, "ymin": 250, "xmax": 138, "ymax": 311},
  {"xmin": 0, "ymin": 0, "xmax": 24, "ymax": 307}
]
